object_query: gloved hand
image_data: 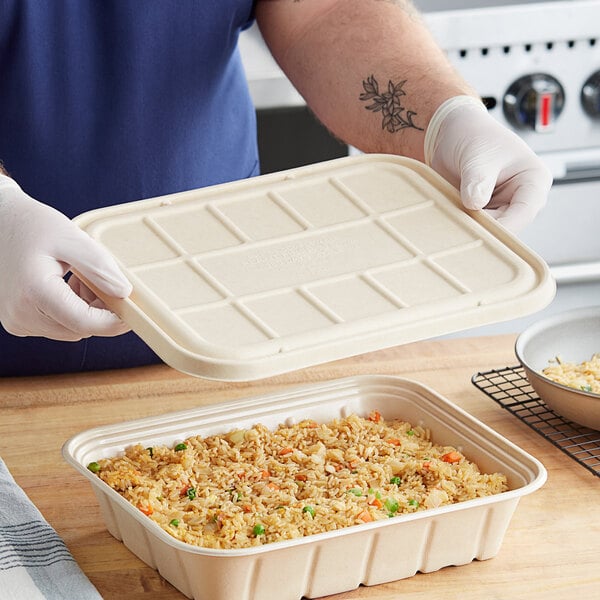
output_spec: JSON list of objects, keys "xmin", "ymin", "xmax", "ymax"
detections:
[
  {"xmin": 0, "ymin": 175, "xmax": 132, "ymax": 341},
  {"xmin": 424, "ymin": 95, "xmax": 553, "ymax": 233}
]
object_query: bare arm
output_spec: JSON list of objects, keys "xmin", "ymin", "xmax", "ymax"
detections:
[{"xmin": 255, "ymin": 0, "xmax": 478, "ymax": 163}]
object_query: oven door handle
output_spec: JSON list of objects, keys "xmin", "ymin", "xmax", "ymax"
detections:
[{"xmin": 550, "ymin": 261, "xmax": 600, "ymax": 285}]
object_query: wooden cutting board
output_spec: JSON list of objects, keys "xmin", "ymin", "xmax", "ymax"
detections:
[{"xmin": 0, "ymin": 334, "xmax": 598, "ymax": 600}]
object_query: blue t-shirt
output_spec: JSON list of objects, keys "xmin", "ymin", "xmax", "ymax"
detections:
[{"xmin": 0, "ymin": 1, "xmax": 259, "ymax": 376}]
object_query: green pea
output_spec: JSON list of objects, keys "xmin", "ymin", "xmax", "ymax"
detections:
[
  {"xmin": 253, "ymin": 523, "xmax": 265, "ymax": 536},
  {"xmin": 174, "ymin": 443, "xmax": 187, "ymax": 452},
  {"xmin": 87, "ymin": 462, "xmax": 100, "ymax": 473},
  {"xmin": 389, "ymin": 476, "xmax": 401, "ymax": 486},
  {"xmin": 384, "ymin": 498, "xmax": 399, "ymax": 514},
  {"xmin": 302, "ymin": 505, "xmax": 315, "ymax": 518},
  {"xmin": 169, "ymin": 519, "xmax": 180, "ymax": 528}
]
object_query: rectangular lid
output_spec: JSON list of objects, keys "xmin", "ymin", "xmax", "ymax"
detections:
[{"xmin": 74, "ymin": 154, "xmax": 555, "ymax": 381}]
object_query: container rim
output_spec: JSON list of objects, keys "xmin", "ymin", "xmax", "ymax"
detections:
[{"xmin": 62, "ymin": 374, "xmax": 548, "ymax": 557}]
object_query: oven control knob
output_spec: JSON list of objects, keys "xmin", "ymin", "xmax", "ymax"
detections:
[
  {"xmin": 503, "ymin": 74, "xmax": 565, "ymax": 132},
  {"xmin": 581, "ymin": 70, "xmax": 600, "ymax": 119}
]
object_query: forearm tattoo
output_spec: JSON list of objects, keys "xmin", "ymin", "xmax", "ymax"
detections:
[{"xmin": 359, "ymin": 75, "xmax": 423, "ymax": 133}]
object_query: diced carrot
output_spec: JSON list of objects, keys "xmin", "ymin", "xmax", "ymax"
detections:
[
  {"xmin": 387, "ymin": 438, "xmax": 401, "ymax": 446},
  {"xmin": 138, "ymin": 504, "xmax": 153, "ymax": 516},
  {"xmin": 242, "ymin": 504, "xmax": 252, "ymax": 513},
  {"xmin": 422, "ymin": 461, "xmax": 431, "ymax": 470},
  {"xmin": 278, "ymin": 447, "xmax": 293, "ymax": 456},
  {"xmin": 357, "ymin": 510, "xmax": 373, "ymax": 523},
  {"xmin": 237, "ymin": 471, "xmax": 246, "ymax": 480},
  {"xmin": 267, "ymin": 482, "xmax": 280, "ymax": 491},
  {"xmin": 295, "ymin": 473, "xmax": 307, "ymax": 482},
  {"xmin": 335, "ymin": 463, "xmax": 343, "ymax": 471},
  {"xmin": 368, "ymin": 497, "xmax": 383, "ymax": 509},
  {"xmin": 368, "ymin": 410, "xmax": 382, "ymax": 423},
  {"xmin": 308, "ymin": 421, "xmax": 318, "ymax": 429},
  {"xmin": 180, "ymin": 485, "xmax": 191, "ymax": 497},
  {"xmin": 441, "ymin": 451, "xmax": 462, "ymax": 464},
  {"xmin": 260, "ymin": 470, "xmax": 270, "ymax": 479}
]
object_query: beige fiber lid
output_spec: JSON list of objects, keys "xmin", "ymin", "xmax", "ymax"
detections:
[{"xmin": 74, "ymin": 154, "xmax": 555, "ymax": 381}]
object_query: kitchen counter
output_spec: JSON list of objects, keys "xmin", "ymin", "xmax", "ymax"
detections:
[{"xmin": 1, "ymin": 334, "xmax": 598, "ymax": 600}]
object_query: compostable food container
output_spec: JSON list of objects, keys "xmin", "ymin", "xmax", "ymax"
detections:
[
  {"xmin": 63, "ymin": 376, "xmax": 547, "ymax": 600},
  {"xmin": 73, "ymin": 154, "xmax": 555, "ymax": 381}
]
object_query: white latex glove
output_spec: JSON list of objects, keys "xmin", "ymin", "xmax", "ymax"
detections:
[
  {"xmin": 0, "ymin": 175, "xmax": 132, "ymax": 341},
  {"xmin": 424, "ymin": 95, "xmax": 553, "ymax": 233}
]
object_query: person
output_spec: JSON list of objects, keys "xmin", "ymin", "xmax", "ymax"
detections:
[{"xmin": 0, "ymin": 0, "xmax": 552, "ymax": 377}]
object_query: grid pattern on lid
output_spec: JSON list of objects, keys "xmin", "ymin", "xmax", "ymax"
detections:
[{"xmin": 84, "ymin": 157, "xmax": 538, "ymax": 361}]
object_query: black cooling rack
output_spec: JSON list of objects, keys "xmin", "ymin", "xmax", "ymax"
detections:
[{"xmin": 471, "ymin": 366, "xmax": 600, "ymax": 478}]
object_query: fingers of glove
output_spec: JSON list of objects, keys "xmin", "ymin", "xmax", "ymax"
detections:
[
  {"xmin": 4, "ymin": 312, "xmax": 89, "ymax": 342},
  {"xmin": 1, "ymin": 252, "xmax": 130, "ymax": 339},
  {"xmin": 451, "ymin": 141, "xmax": 550, "ymax": 224},
  {"xmin": 36, "ymin": 275, "xmax": 131, "ymax": 338},
  {"xmin": 428, "ymin": 98, "xmax": 551, "ymax": 210},
  {"xmin": 489, "ymin": 160, "xmax": 552, "ymax": 231},
  {"xmin": 460, "ymin": 173, "xmax": 498, "ymax": 211},
  {"xmin": 492, "ymin": 185, "xmax": 548, "ymax": 232},
  {"xmin": 4, "ymin": 321, "xmax": 83, "ymax": 341},
  {"xmin": 57, "ymin": 228, "xmax": 132, "ymax": 299},
  {"xmin": 431, "ymin": 131, "xmax": 504, "ymax": 211},
  {"xmin": 445, "ymin": 129, "xmax": 508, "ymax": 211},
  {"xmin": 0, "ymin": 284, "xmax": 85, "ymax": 341},
  {"xmin": 69, "ymin": 275, "xmax": 102, "ymax": 305},
  {"xmin": 0, "ymin": 189, "xmax": 132, "ymax": 299},
  {"xmin": 5, "ymin": 310, "xmax": 128, "ymax": 341},
  {"xmin": 0, "ymin": 175, "xmax": 21, "ymax": 192},
  {"xmin": 69, "ymin": 275, "xmax": 118, "ymax": 311}
]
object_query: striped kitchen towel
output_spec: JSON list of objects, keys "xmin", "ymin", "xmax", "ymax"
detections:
[{"xmin": 0, "ymin": 458, "xmax": 102, "ymax": 600}]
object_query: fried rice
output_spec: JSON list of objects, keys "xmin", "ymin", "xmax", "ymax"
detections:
[
  {"xmin": 542, "ymin": 353, "xmax": 600, "ymax": 394},
  {"xmin": 89, "ymin": 411, "xmax": 508, "ymax": 549}
]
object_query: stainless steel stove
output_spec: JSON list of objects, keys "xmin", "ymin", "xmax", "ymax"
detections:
[{"xmin": 240, "ymin": 0, "xmax": 600, "ymax": 335}]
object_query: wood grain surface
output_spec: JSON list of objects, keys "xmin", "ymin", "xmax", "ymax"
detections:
[{"xmin": 1, "ymin": 334, "xmax": 598, "ymax": 600}]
